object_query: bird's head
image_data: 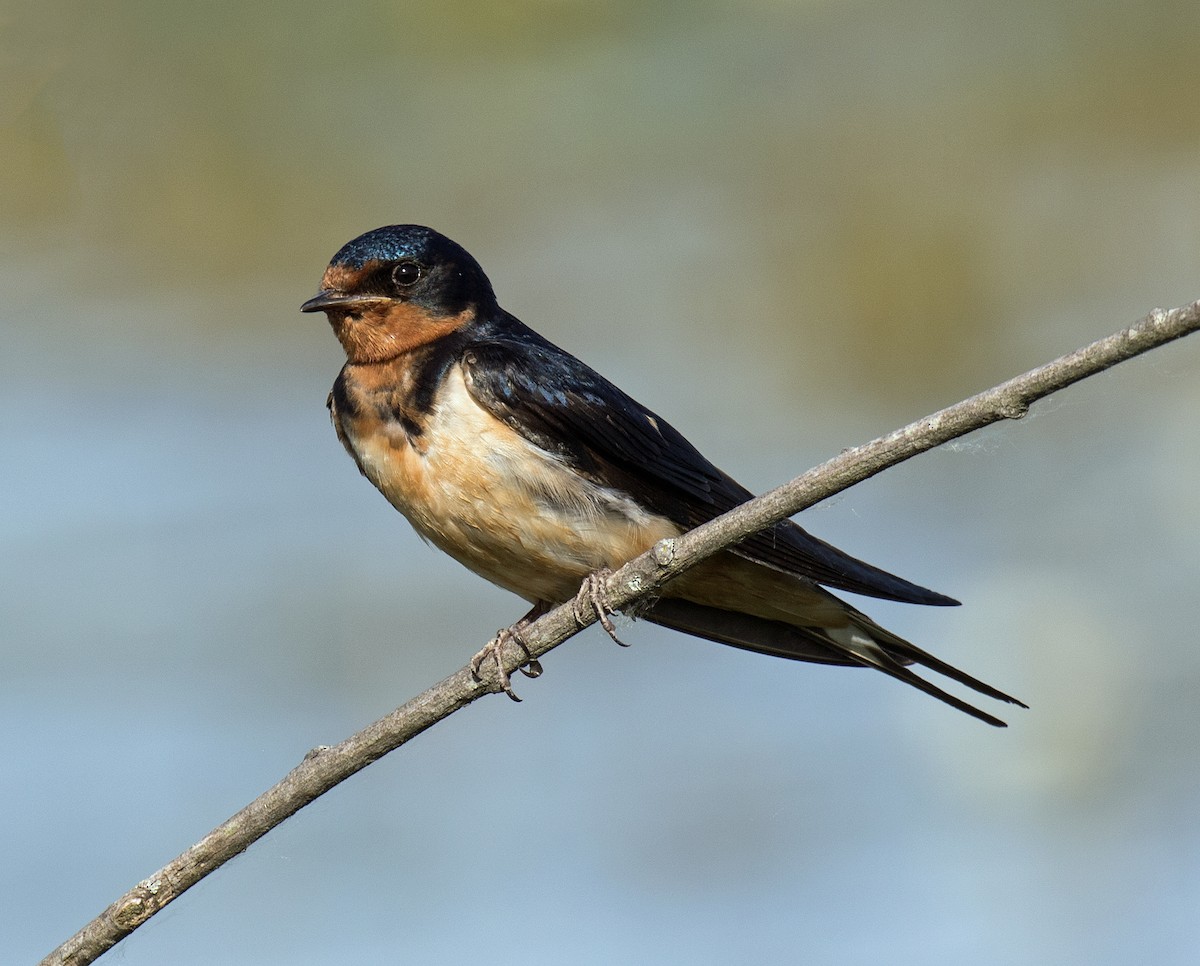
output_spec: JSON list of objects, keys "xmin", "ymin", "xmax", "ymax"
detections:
[{"xmin": 301, "ymin": 225, "xmax": 497, "ymax": 364}]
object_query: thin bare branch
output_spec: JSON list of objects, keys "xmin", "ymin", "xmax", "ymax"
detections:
[{"xmin": 40, "ymin": 300, "xmax": 1200, "ymax": 966}]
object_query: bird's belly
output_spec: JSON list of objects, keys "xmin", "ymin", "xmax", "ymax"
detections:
[{"xmin": 342, "ymin": 368, "xmax": 680, "ymax": 603}]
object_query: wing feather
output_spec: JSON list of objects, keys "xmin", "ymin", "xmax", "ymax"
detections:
[{"xmin": 460, "ymin": 321, "xmax": 956, "ymax": 606}]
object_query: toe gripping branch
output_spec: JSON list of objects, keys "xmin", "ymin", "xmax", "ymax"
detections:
[
  {"xmin": 470, "ymin": 626, "xmax": 542, "ymax": 702},
  {"xmin": 573, "ymin": 569, "xmax": 628, "ymax": 648},
  {"xmin": 470, "ymin": 602, "xmax": 547, "ymax": 702},
  {"xmin": 470, "ymin": 571, "xmax": 630, "ymax": 702}
]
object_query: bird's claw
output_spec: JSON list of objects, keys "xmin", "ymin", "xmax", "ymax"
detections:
[
  {"xmin": 471, "ymin": 623, "xmax": 542, "ymax": 701},
  {"xmin": 575, "ymin": 569, "xmax": 629, "ymax": 647}
]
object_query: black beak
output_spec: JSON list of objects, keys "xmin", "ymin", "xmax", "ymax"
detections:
[{"xmin": 300, "ymin": 290, "xmax": 383, "ymax": 313}]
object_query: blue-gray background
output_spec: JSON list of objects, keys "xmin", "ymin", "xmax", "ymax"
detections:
[{"xmin": 4, "ymin": 2, "xmax": 1199, "ymax": 963}]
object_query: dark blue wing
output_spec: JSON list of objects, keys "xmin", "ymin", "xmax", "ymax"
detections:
[{"xmin": 461, "ymin": 316, "xmax": 957, "ymax": 606}]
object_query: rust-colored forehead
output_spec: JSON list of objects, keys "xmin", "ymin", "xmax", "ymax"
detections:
[{"xmin": 320, "ymin": 260, "xmax": 383, "ymax": 293}]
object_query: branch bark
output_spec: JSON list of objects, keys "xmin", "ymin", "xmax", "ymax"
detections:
[{"xmin": 41, "ymin": 301, "xmax": 1200, "ymax": 966}]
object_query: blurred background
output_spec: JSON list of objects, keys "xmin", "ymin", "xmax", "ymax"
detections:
[{"xmin": 4, "ymin": 1, "xmax": 1199, "ymax": 963}]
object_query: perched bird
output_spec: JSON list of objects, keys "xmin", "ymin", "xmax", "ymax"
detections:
[{"xmin": 302, "ymin": 225, "xmax": 1024, "ymax": 726}]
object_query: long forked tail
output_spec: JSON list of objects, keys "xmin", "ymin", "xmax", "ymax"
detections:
[{"xmin": 643, "ymin": 598, "xmax": 1026, "ymax": 727}]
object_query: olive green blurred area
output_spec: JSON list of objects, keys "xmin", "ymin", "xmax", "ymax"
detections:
[
  {"xmin": 4, "ymin": 2, "xmax": 1200, "ymax": 964},
  {"xmin": 7, "ymin": 0, "xmax": 1199, "ymax": 403}
]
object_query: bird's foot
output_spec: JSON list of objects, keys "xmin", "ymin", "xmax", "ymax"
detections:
[
  {"xmin": 574, "ymin": 569, "xmax": 629, "ymax": 647},
  {"xmin": 470, "ymin": 605, "xmax": 546, "ymax": 701}
]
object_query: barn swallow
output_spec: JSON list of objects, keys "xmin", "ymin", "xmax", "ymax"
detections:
[{"xmin": 302, "ymin": 225, "xmax": 1025, "ymax": 726}]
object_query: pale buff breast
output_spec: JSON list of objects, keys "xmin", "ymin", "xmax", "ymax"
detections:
[{"xmin": 339, "ymin": 364, "xmax": 681, "ymax": 604}]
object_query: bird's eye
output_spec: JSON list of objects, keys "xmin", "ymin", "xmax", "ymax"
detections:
[{"xmin": 392, "ymin": 261, "xmax": 422, "ymax": 288}]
